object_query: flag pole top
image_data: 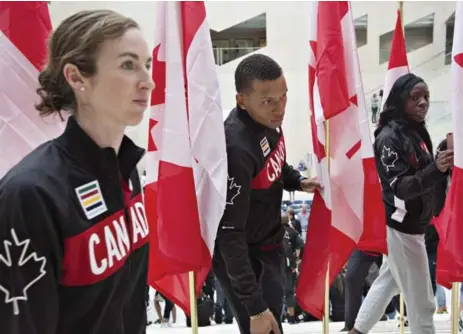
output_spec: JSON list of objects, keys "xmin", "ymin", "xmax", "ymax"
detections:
[{"xmin": 398, "ymin": 1, "xmax": 404, "ymax": 31}]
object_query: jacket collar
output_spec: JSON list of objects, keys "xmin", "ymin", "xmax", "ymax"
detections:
[
  {"xmin": 376, "ymin": 112, "xmax": 433, "ymax": 155},
  {"xmin": 235, "ymin": 105, "xmax": 268, "ymax": 133},
  {"xmin": 54, "ymin": 116, "xmax": 145, "ymax": 181}
]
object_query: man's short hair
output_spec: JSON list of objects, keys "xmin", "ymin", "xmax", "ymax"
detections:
[{"xmin": 234, "ymin": 54, "xmax": 283, "ymax": 93}]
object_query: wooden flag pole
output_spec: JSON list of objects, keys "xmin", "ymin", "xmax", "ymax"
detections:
[
  {"xmin": 322, "ymin": 119, "xmax": 331, "ymax": 334},
  {"xmin": 188, "ymin": 271, "xmax": 199, "ymax": 334},
  {"xmin": 398, "ymin": 1, "xmax": 404, "ymax": 24},
  {"xmin": 396, "ymin": 2, "xmax": 406, "ymax": 334},
  {"xmin": 451, "ymin": 282, "xmax": 460, "ymax": 334},
  {"xmin": 399, "ymin": 294, "xmax": 405, "ymax": 334},
  {"xmin": 323, "ymin": 263, "xmax": 330, "ymax": 334}
]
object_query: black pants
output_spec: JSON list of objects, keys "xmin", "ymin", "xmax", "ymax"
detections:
[
  {"xmin": 145, "ymin": 285, "xmax": 150, "ymax": 306},
  {"xmin": 215, "ymin": 277, "xmax": 234, "ymax": 322},
  {"xmin": 284, "ymin": 270, "xmax": 297, "ymax": 308},
  {"xmin": 428, "ymin": 251, "xmax": 437, "ymax": 295},
  {"xmin": 213, "ymin": 246, "xmax": 285, "ymax": 334},
  {"xmin": 344, "ymin": 250, "xmax": 383, "ymax": 330},
  {"xmin": 372, "ymin": 108, "xmax": 378, "ymax": 123},
  {"xmin": 155, "ymin": 291, "xmax": 174, "ymax": 320}
]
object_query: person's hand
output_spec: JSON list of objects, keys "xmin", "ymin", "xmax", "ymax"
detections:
[
  {"xmin": 300, "ymin": 176, "xmax": 322, "ymax": 193},
  {"xmin": 250, "ymin": 309, "xmax": 281, "ymax": 334},
  {"xmin": 436, "ymin": 149, "xmax": 454, "ymax": 173}
]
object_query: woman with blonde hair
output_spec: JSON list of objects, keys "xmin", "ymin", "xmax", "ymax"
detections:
[{"xmin": 0, "ymin": 10, "xmax": 154, "ymax": 334}]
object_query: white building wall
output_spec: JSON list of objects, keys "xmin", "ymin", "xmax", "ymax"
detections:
[
  {"xmin": 352, "ymin": 1, "xmax": 455, "ymax": 100},
  {"xmin": 47, "ymin": 1, "xmax": 455, "ymax": 165}
]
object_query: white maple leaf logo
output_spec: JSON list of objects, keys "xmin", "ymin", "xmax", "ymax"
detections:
[
  {"xmin": 226, "ymin": 175, "xmax": 241, "ymax": 206},
  {"xmin": 284, "ymin": 230, "xmax": 290, "ymax": 240},
  {"xmin": 0, "ymin": 229, "xmax": 47, "ymax": 315},
  {"xmin": 380, "ymin": 146, "xmax": 398, "ymax": 172}
]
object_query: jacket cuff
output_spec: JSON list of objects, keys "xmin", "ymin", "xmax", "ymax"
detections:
[
  {"xmin": 297, "ymin": 175, "xmax": 307, "ymax": 191},
  {"xmin": 429, "ymin": 162, "xmax": 448, "ymax": 180},
  {"xmin": 243, "ymin": 295, "xmax": 268, "ymax": 317}
]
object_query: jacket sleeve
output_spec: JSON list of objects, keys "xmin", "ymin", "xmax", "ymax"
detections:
[
  {"xmin": 376, "ymin": 134, "xmax": 447, "ymax": 201},
  {"xmin": 434, "ymin": 139, "xmax": 450, "ymax": 216},
  {"xmin": 283, "ymin": 230, "xmax": 296, "ymax": 269},
  {"xmin": 294, "ymin": 233, "xmax": 305, "ymax": 250},
  {"xmin": 215, "ymin": 146, "xmax": 267, "ymax": 317},
  {"xmin": 282, "ymin": 163, "xmax": 304, "ymax": 191},
  {"xmin": 433, "ymin": 177, "xmax": 449, "ymax": 216},
  {"xmin": 0, "ymin": 182, "xmax": 60, "ymax": 334}
]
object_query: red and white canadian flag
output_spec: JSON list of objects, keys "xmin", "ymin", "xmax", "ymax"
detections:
[
  {"xmin": 145, "ymin": 1, "xmax": 227, "ymax": 315},
  {"xmin": 380, "ymin": 9, "xmax": 409, "ymax": 111},
  {"xmin": 296, "ymin": 1, "xmax": 387, "ymax": 319},
  {"xmin": 0, "ymin": 2, "xmax": 65, "ymax": 178},
  {"xmin": 435, "ymin": 1, "xmax": 463, "ymax": 288}
]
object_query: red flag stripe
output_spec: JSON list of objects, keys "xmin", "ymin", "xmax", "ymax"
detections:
[
  {"xmin": 455, "ymin": 53, "xmax": 463, "ymax": 67},
  {"xmin": 0, "ymin": 2, "xmax": 51, "ymax": 71},
  {"xmin": 345, "ymin": 140, "xmax": 361, "ymax": 160},
  {"xmin": 181, "ymin": 2, "xmax": 205, "ymax": 60},
  {"xmin": 388, "ymin": 10, "xmax": 408, "ymax": 70},
  {"xmin": 380, "ymin": 9, "xmax": 409, "ymax": 111},
  {"xmin": 357, "ymin": 158, "xmax": 387, "ymax": 254},
  {"xmin": 298, "ymin": 2, "xmax": 387, "ymax": 319},
  {"xmin": 297, "ymin": 191, "xmax": 332, "ymax": 318},
  {"xmin": 435, "ymin": 1, "xmax": 463, "ymax": 288},
  {"xmin": 315, "ymin": 1, "xmax": 350, "ymax": 120}
]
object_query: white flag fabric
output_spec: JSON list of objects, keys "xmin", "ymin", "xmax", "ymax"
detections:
[
  {"xmin": 145, "ymin": 1, "xmax": 227, "ymax": 315},
  {"xmin": 0, "ymin": 2, "xmax": 65, "ymax": 178},
  {"xmin": 297, "ymin": 1, "xmax": 386, "ymax": 318}
]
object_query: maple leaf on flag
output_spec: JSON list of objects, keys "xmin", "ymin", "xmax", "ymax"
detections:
[
  {"xmin": 147, "ymin": 118, "xmax": 159, "ymax": 152},
  {"xmin": 0, "ymin": 229, "xmax": 47, "ymax": 315},
  {"xmin": 380, "ymin": 146, "xmax": 398, "ymax": 172},
  {"xmin": 226, "ymin": 176, "xmax": 241, "ymax": 205},
  {"xmin": 151, "ymin": 44, "xmax": 166, "ymax": 106},
  {"xmin": 148, "ymin": 43, "xmax": 166, "ymax": 154}
]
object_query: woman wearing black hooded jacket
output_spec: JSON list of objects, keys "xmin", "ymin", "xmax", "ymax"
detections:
[{"xmin": 349, "ymin": 73, "xmax": 453, "ymax": 334}]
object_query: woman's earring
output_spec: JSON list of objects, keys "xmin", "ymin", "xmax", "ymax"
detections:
[{"xmin": 80, "ymin": 87, "xmax": 85, "ymax": 91}]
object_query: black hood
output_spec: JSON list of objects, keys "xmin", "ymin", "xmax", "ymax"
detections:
[{"xmin": 375, "ymin": 73, "xmax": 425, "ymax": 138}]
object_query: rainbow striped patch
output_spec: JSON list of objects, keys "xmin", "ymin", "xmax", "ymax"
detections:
[
  {"xmin": 75, "ymin": 180, "xmax": 107, "ymax": 220},
  {"xmin": 260, "ymin": 136, "xmax": 270, "ymax": 157}
]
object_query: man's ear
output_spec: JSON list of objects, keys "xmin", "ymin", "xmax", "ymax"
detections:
[{"xmin": 236, "ymin": 93, "xmax": 246, "ymax": 110}]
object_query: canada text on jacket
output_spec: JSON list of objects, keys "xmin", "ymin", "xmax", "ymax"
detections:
[
  {"xmin": 60, "ymin": 194, "xmax": 149, "ymax": 285},
  {"xmin": 252, "ymin": 136, "xmax": 286, "ymax": 189}
]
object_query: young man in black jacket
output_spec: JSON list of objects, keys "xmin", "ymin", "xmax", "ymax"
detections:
[
  {"xmin": 350, "ymin": 73, "xmax": 453, "ymax": 334},
  {"xmin": 212, "ymin": 54, "xmax": 319, "ymax": 334}
]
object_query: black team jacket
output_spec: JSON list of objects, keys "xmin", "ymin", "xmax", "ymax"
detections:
[
  {"xmin": 374, "ymin": 114, "xmax": 447, "ymax": 235},
  {"xmin": 0, "ymin": 117, "xmax": 149, "ymax": 334},
  {"xmin": 214, "ymin": 106, "xmax": 305, "ymax": 317}
]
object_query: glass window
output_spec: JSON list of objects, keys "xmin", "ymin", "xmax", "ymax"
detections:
[
  {"xmin": 445, "ymin": 12, "xmax": 455, "ymax": 65},
  {"xmin": 210, "ymin": 13, "xmax": 267, "ymax": 66},
  {"xmin": 379, "ymin": 13, "xmax": 435, "ymax": 64},
  {"xmin": 354, "ymin": 14, "xmax": 368, "ymax": 48}
]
